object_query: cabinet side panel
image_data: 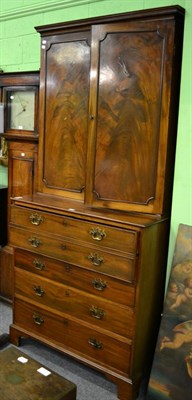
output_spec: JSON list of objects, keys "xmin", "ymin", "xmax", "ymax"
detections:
[{"xmin": 132, "ymin": 219, "xmax": 170, "ymax": 380}]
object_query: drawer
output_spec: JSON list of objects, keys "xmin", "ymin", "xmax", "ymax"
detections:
[
  {"xmin": 10, "ymin": 226, "xmax": 136, "ymax": 282},
  {"xmin": 15, "ymin": 248, "xmax": 135, "ymax": 307},
  {"xmin": 14, "ymin": 298, "xmax": 132, "ymax": 377},
  {"xmin": 10, "ymin": 206, "xmax": 138, "ymax": 254},
  {"xmin": 10, "ymin": 150, "xmax": 35, "ymax": 158},
  {"xmin": 15, "ymin": 268, "xmax": 134, "ymax": 338}
]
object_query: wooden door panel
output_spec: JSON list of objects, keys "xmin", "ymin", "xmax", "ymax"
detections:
[
  {"xmin": 11, "ymin": 157, "xmax": 33, "ymax": 198},
  {"xmin": 39, "ymin": 32, "xmax": 91, "ymax": 200},
  {"xmin": 87, "ymin": 20, "xmax": 175, "ymax": 214},
  {"xmin": 95, "ymin": 29, "xmax": 162, "ymax": 203}
]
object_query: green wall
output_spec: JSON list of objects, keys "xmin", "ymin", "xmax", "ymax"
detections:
[{"xmin": 0, "ymin": 0, "xmax": 191, "ymax": 287}]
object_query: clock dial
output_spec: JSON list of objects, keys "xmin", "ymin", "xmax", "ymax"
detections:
[{"xmin": 8, "ymin": 90, "xmax": 35, "ymax": 131}]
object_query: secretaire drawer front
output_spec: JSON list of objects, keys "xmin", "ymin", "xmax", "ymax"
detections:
[
  {"xmin": 15, "ymin": 268, "xmax": 134, "ymax": 338},
  {"xmin": 10, "ymin": 227, "xmax": 136, "ymax": 282},
  {"xmin": 14, "ymin": 298, "xmax": 132, "ymax": 376},
  {"xmin": 15, "ymin": 249, "xmax": 135, "ymax": 307},
  {"xmin": 10, "ymin": 206, "xmax": 138, "ymax": 254}
]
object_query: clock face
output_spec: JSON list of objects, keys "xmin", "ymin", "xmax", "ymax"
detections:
[{"xmin": 8, "ymin": 89, "xmax": 35, "ymax": 131}]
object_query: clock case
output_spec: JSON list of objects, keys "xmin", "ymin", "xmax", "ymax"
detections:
[
  {"xmin": 0, "ymin": 71, "xmax": 39, "ymax": 141},
  {"xmin": 0, "ymin": 71, "xmax": 39, "ymax": 301}
]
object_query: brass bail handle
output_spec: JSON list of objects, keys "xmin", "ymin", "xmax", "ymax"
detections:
[
  {"xmin": 28, "ymin": 237, "xmax": 41, "ymax": 248},
  {"xmin": 90, "ymin": 227, "xmax": 106, "ymax": 241},
  {"xmin": 33, "ymin": 285, "xmax": 45, "ymax": 297},
  {"xmin": 33, "ymin": 313, "xmax": 44, "ymax": 326},
  {"xmin": 29, "ymin": 212, "xmax": 43, "ymax": 226},
  {"xmin": 90, "ymin": 305, "xmax": 105, "ymax": 320},
  {"xmin": 88, "ymin": 338, "xmax": 103, "ymax": 350},
  {"xmin": 88, "ymin": 253, "xmax": 104, "ymax": 266},
  {"xmin": 33, "ymin": 258, "xmax": 45, "ymax": 271},
  {"xmin": 92, "ymin": 278, "xmax": 107, "ymax": 291}
]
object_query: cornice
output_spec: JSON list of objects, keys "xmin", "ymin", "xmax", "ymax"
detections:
[{"xmin": 0, "ymin": 0, "xmax": 101, "ymax": 22}]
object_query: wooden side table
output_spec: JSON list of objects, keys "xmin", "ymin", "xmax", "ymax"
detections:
[{"xmin": 0, "ymin": 346, "xmax": 77, "ymax": 399}]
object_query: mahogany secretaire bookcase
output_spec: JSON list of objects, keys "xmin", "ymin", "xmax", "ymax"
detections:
[{"xmin": 9, "ymin": 6, "xmax": 185, "ymax": 400}]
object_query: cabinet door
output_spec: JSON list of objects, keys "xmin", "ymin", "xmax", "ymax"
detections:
[
  {"xmin": 86, "ymin": 19, "xmax": 179, "ymax": 214},
  {"xmin": 38, "ymin": 30, "xmax": 91, "ymax": 201},
  {"xmin": 8, "ymin": 142, "xmax": 37, "ymax": 200}
]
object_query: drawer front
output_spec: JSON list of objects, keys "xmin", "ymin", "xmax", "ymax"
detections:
[
  {"xmin": 14, "ymin": 298, "xmax": 132, "ymax": 376},
  {"xmin": 10, "ymin": 227, "xmax": 136, "ymax": 282},
  {"xmin": 10, "ymin": 150, "xmax": 35, "ymax": 158},
  {"xmin": 15, "ymin": 268, "xmax": 134, "ymax": 338},
  {"xmin": 10, "ymin": 206, "xmax": 138, "ymax": 254},
  {"xmin": 15, "ymin": 248, "xmax": 135, "ymax": 307}
]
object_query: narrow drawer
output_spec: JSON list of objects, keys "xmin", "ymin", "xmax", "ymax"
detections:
[
  {"xmin": 10, "ymin": 205, "xmax": 138, "ymax": 254},
  {"xmin": 15, "ymin": 268, "xmax": 134, "ymax": 338},
  {"xmin": 15, "ymin": 248, "xmax": 135, "ymax": 307},
  {"xmin": 10, "ymin": 227, "xmax": 136, "ymax": 282},
  {"xmin": 14, "ymin": 298, "xmax": 132, "ymax": 376},
  {"xmin": 10, "ymin": 150, "xmax": 35, "ymax": 158}
]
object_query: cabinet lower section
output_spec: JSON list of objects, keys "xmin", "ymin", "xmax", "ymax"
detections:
[{"xmin": 9, "ymin": 199, "xmax": 170, "ymax": 399}]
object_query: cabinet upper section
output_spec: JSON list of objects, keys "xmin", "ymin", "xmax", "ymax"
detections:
[{"xmin": 35, "ymin": 6, "xmax": 185, "ymax": 215}]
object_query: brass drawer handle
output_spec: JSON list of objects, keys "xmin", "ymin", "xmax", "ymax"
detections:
[
  {"xmin": 88, "ymin": 338, "xmax": 103, "ymax": 350},
  {"xmin": 90, "ymin": 306, "xmax": 105, "ymax": 320},
  {"xmin": 92, "ymin": 278, "xmax": 107, "ymax": 291},
  {"xmin": 88, "ymin": 253, "xmax": 104, "ymax": 266},
  {"xmin": 32, "ymin": 313, "xmax": 44, "ymax": 326},
  {"xmin": 28, "ymin": 237, "xmax": 42, "ymax": 248},
  {"xmin": 29, "ymin": 212, "xmax": 43, "ymax": 226},
  {"xmin": 33, "ymin": 285, "xmax": 45, "ymax": 297},
  {"xmin": 90, "ymin": 227, "xmax": 106, "ymax": 241},
  {"xmin": 33, "ymin": 258, "xmax": 45, "ymax": 271}
]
